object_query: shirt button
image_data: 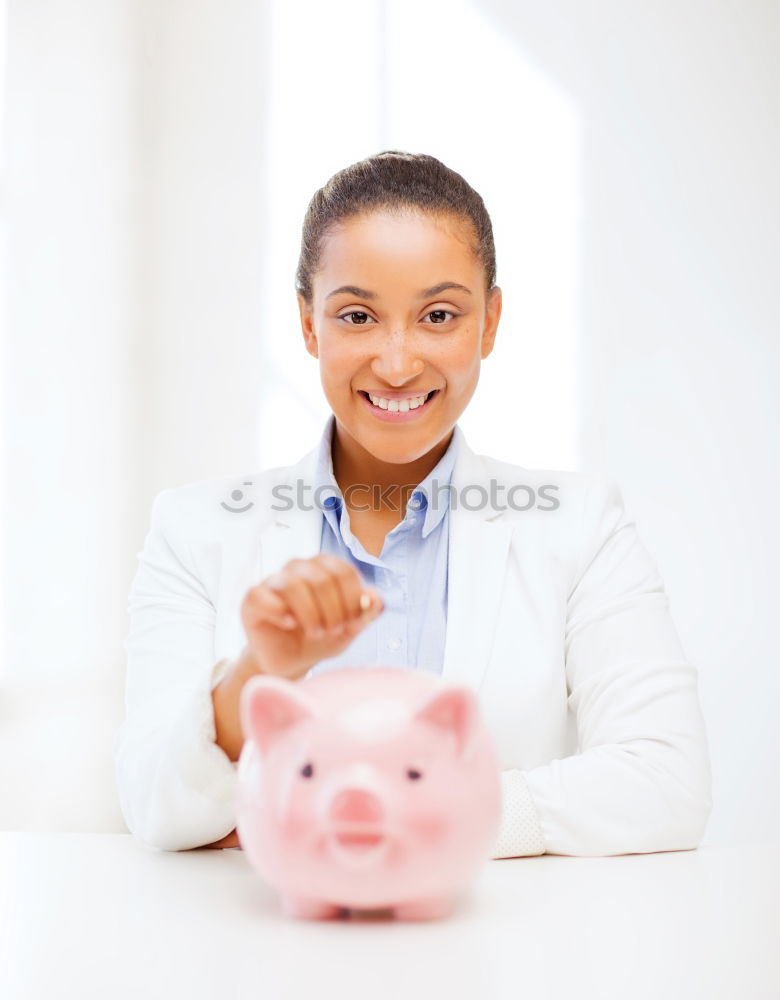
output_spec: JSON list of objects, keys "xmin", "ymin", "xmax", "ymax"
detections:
[
  {"xmin": 409, "ymin": 496, "xmax": 422, "ymax": 510},
  {"xmin": 387, "ymin": 637, "xmax": 401, "ymax": 650},
  {"xmin": 406, "ymin": 516, "xmax": 417, "ymax": 525}
]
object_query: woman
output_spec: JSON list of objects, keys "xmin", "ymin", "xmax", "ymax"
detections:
[{"xmin": 115, "ymin": 151, "xmax": 713, "ymax": 856}]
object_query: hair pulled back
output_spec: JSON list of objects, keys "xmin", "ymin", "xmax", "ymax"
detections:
[{"xmin": 295, "ymin": 150, "xmax": 497, "ymax": 305}]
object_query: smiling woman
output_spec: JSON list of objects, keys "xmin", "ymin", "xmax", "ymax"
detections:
[
  {"xmin": 297, "ymin": 205, "xmax": 502, "ymax": 511},
  {"xmin": 115, "ymin": 151, "xmax": 713, "ymax": 865}
]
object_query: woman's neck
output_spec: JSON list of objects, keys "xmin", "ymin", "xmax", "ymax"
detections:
[{"xmin": 331, "ymin": 422, "xmax": 453, "ymax": 514}]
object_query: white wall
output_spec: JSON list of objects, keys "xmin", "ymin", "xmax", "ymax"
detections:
[
  {"xmin": 133, "ymin": 0, "xmax": 270, "ymax": 496},
  {"xmin": 2, "ymin": 0, "xmax": 777, "ymax": 846},
  {"xmin": 478, "ymin": 0, "xmax": 780, "ymax": 846},
  {"xmin": 1, "ymin": 0, "xmax": 136, "ymax": 830},
  {"xmin": 1, "ymin": 0, "xmax": 271, "ymax": 831}
]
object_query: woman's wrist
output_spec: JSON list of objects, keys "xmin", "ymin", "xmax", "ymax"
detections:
[{"xmin": 211, "ymin": 646, "xmax": 263, "ymax": 762}]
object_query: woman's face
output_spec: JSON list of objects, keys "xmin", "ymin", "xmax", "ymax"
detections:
[{"xmin": 297, "ymin": 209, "xmax": 502, "ymax": 468}]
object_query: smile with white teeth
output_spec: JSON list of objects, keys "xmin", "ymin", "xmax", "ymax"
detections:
[{"xmin": 366, "ymin": 390, "xmax": 435, "ymax": 412}]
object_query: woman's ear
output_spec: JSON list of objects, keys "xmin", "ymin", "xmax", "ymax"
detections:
[
  {"xmin": 297, "ymin": 295, "xmax": 319, "ymax": 359},
  {"xmin": 480, "ymin": 286, "xmax": 502, "ymax": 360}
]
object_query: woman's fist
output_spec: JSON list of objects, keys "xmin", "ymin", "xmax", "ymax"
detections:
[{"xmin": 240, "ymin": 553, "xmax": 384, "ymax": 681}]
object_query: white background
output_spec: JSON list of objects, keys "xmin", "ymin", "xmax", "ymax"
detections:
[{"xmin": 1, "ymin": 0, "xmax": 778, "ymax": 846}]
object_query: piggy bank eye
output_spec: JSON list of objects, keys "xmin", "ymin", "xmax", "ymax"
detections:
[
  {"xmin": 406, "ymin": 768, "xmax": 423, "ymax": 781},
  {"xmin": 300, "ymin": 762, "xmax": 314, "ymax": 779}
]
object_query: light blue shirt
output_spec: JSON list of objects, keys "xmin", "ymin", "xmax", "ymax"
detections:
[{"xmin": 306, "ymin": 413, "xmax": 459, "ymax": 678}]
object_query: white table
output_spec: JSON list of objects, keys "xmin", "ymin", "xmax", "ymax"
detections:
[{"xmin": 1, "ymin": 833, "xmax": 777, "ymax": 1000}]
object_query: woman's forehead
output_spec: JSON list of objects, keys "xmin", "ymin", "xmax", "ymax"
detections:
[{"xmin": 316, "ymin": 211, "xmax": 478, "ymax": 283}]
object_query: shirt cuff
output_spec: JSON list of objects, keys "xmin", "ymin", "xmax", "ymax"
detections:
[
  {"xmin": 166, "ymin": 656, "xmax": 239, "ymax": 803},
  {"xmin": 490, "ymin": 769, "xmax": 547, "ymax": 858},
  {"xmin": 210, "ymin": 655, "xmax": 235, "ymax": 690}
]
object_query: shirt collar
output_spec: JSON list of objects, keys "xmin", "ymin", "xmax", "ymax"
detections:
[{"xmin": 312, "ymin": 413, "xmax": 460, "ymax": 538}]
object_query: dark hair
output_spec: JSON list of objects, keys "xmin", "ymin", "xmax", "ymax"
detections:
[{"xmin": 295, "ymin": 150, "xmax": 497, "ymax": 305}]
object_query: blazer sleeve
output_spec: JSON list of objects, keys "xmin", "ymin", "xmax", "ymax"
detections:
[
  {"xmin": 491, "ymin": 476, "xmax": 713, "ymax": 859},
  {"xmin": 113, "ymin": 488, "xmax": 240, "ymax": 851}
]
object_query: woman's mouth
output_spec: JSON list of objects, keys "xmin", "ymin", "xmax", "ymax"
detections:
[{"xmin": 358, "ymin": 389, "xmax": 439, "ymax": 422}]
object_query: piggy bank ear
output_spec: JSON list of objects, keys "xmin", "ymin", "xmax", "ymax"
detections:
[
  {"xmin": 412, "ymin": 686, "xmax": 479, "ymax": 761},
  {"xmin": 239, "ymin": 675, "xmax": 314, "ymax": 754}
]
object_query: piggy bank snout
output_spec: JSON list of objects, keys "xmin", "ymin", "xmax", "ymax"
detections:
[{"xmin": 328, "ymin": 788, "xmax": 384, "ymax": 826}]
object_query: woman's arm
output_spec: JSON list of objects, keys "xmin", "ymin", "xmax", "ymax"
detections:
[
  {"xmin": 211, "ymin": 646, "xmax": 263, "ymax": 763},
  {"xmin": 115, "ymin": 488, "xmax": 241, "ymax": 851},
  {"xmin": 492, "ymin": 476, "xmax": 713, "ymax": 858},
  {"xmin": 116, "ymin": 491, "xmax": 384, "ymax": 852},
  {"xmin": 199, "ymin": 647, "xmax": 262, "ymax": 850}
]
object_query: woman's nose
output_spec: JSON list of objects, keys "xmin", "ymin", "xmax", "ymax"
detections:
[{"xmin": 371, "ymin": 330, "xmax": 425, "ymax": 384}]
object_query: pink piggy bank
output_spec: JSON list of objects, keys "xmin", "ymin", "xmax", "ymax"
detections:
[{"xmin": 236, "ymin": 666, "xmax": 502, "ymax": 921}]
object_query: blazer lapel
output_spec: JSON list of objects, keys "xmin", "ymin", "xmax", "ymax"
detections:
[
  {"xmin": 257, "ymin": 444, "xmax": 322, "ymax": 577},
  {"xmin": 440, "ymin": 427, "xmax": 512, "ymax": 691}
]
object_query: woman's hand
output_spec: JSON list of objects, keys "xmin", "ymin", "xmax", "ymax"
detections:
[
  {"xmin": 240, "ymin": 553, "xmax": 384, "ymax": 682},
  {"xmin": 202, "ymin": 829, "xmax": 241, "ymax": 850}
]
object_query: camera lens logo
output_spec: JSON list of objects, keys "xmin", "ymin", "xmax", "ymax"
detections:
[{"xmin": 220, "ymin": 481, "xmax": 255, "ymax": 513}]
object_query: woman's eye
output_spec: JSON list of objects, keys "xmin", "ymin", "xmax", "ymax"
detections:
[
  {"xmin": 424, "ymin": 309, "xmax": 455, "ymax": 324},
  {"xmin": 339, "ymin": 311, "xmax": 374, "ymax": 325}
]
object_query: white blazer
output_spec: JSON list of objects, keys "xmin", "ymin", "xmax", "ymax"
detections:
[{"xmin": 114, "ymin": 425, "xmax": 713, "ymax": 857}]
